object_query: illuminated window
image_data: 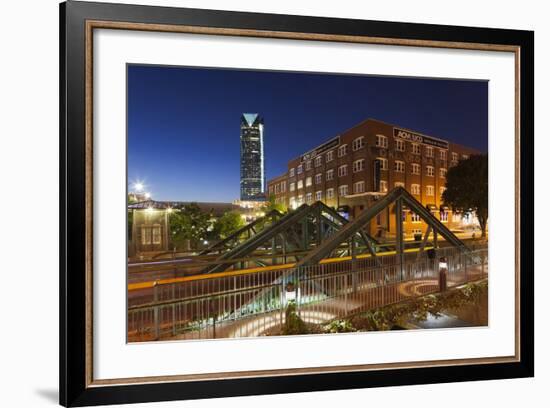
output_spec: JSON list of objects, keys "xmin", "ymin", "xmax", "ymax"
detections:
[
  {"xmin": 411, "ymin": 184, "xmax": 420, "ymax": 195},
  {"xmin": 297, "ymin": 180, "xmax": 303, "ymax": 189},
  {"xmin": 426, "ymin": 146, "xmax": 434, "ymax": 158},
  {"xmin": 326, "ymin": 169, "xmax": 334, "ymax": 181},
  {"xmin": 326, "ymin": 150, "xmax": 334, "ymax": 162},
  {"xmin": 395, "ymin": 139, "xmax": 405, "ymax": 151},
  {"xmin": 439, "ymin": 168, "xmax": 447, "ymax": 178},
  {"xmin": 354, "ymin": 181, "xmax": 365, "ymax": 193},
  {"xmin": 440, "ymin": 150, "xmax": 447, "ymax": 160},
  {"xmin": 353, "ymin": 159, "xmax": 365, "ymax": 173},
  {"xmin": 315, "ymin": 190, "xmax": 322, "ymax": 201},
  {"xmin": 338, "ymin": 144, "xmax": 348, "ymax": 157},
  {"xmin": 394, "ymin": 160, "xmax": 405, "ymax": 173},
  {"xmin": 462, "ymin": 154, "xmax": 470, "ymax": 160},
  {"xmin": 315, "ymin": 173, "xmax": 322, "ymax": 184},
  {"xmin": 411, "ymin": 213, "xmax": 421, "ymax": 223},
  {"xmin": 152, "ymin": 226, "xmax": 162, "ymax": 244},
  {"xmin": 315, "ymin": 156, "xmax": 323, "ymax": 167},
  {"xmin": 289, "ymin": 197, "xmax": 296, "ymax": 208},
  {"xmin": 305, "ymin": 160, "xmax": 312, "ymax": 171},
  {"xmin": 297, "ymin": 164, "xmax": 303, "ymax": 174},
  {"xmin": 426, "ymin": 185, "xmax": 434, "ymax": 196},
  {"xmin": 289, "ymin": 168, "xmax": 295, "ymax": 177},
  {"xmin": 338, "ymin": 165, "xmax": 348, "ymax": 177},
  {"xmin": 440, "ymin": 186, "xmax": 447, "ymax": 198},
  {"xmin": 451, "ymin": 152, "xmax": 459, "ymax": 163},
  {"xmin": 290, "ymin": 182, "xmax": 295, "ymax": 192},
  {"xmin": 352, "ymin": 137, "xmax": 365, "ymax": 151},
  {"xmin": 376, "ymin": 134, "xmax": 388, "ymax": 148},
  {"xmin": 426, "ymin": 166, "xmax": 434, "ymax": 177},
  {"xmin": 394, "ymin": 182, "xmax": 405, "ymax": 188},
  {"xmin": 412, "ymin": 143, "xmax": 421, "ymax": 155},
  {"xmin": 306, "ymin": 193, "xmax": 312, "ymax": 203},
  {"xmin": 326, "ymin": 188, "xmax": 335, "ymax": 199},
  {"xmin": 440, "ymin": 211, "xmax": 449, "ymax": 222},
  {"xmin": 305, "ymin": 176, "xmax": 312, "ymax": 187},
  {"xmin": 141, "ymin": 224, "xmax": 162, "ymax": 245},
  {"xmin": 281, "ymin": 182, "xmax": 286, "ymax": 193},
  {"xmin": 412, "ymin": 163, "xmax": 421, "ymax": 175},
  {"xmin": 380, "ymin": 180, "xmax": 388, "ymax": 193},
  {"xmin": 339, "ymin": 185, "xmax": 348, "ymax": 197},
  {"xmin": 377, "ymin": 157, "xmax": 388, "ymax": 170},
  {"xmin": 297, "ymin": 195, "xmax": 304, "ymax": 205}
]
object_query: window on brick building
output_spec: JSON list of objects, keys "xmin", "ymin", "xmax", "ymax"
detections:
[{"xmin": 352, "ymin": 137, "xmax": 365, "ymax": 151}]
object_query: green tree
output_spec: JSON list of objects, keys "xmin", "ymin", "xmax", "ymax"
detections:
[
  {"xmin": 442, "ymin": 154, "xmax": 488, "ymax": 238},
  {"xmin": 263, "ymin": 194, "xmax": 286, "ymax": 214},
  {"xmin": 213, "ymin": 211, "xmax": 245, "ymax": 239},
  {"xmin": 169, "ymin": 203, "xmax": 211, "ymax": 250},
  {"xmin": 248, "ymin": 195, "xmax": 286, "ymax": 232}
]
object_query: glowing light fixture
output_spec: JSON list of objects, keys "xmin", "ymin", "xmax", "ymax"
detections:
[{"xmin": 284, "ymin": 282, "xmax": 298, "ymax": 304}]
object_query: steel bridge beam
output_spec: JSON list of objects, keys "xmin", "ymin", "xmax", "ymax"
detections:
[
  {"xmin": 199, "ymin": 209, "xmax": 282, "ymax": 255},
  {"xmin": 202, "ymin": 204, "xmax": 311, "ymax": 273},
  {"xmin": 296, "ymin": 187, "xmax": 470, "ymax": 267},
  {"xmin": 202, "ymin": 201, "xmax": 380, "ymax": 274}
]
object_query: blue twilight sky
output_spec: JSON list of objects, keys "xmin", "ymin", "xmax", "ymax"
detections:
[{"xmin": 127, "ymin": 64, "xmax": 488, "ymax": 202}]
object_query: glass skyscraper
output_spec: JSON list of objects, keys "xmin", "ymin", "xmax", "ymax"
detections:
[{"xmin": 240, "ymin": 113, "xmax": 265, "ymax": 201}]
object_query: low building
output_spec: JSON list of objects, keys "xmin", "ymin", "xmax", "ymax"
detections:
[
  {"xmin": 128, "ymin": 200, "xmax": 239, "ymax": 256},
  {"xmin": 267, "ymin": 118, "xmax": 482, "ymax": 239}
]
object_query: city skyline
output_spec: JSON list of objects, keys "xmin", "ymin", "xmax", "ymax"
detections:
[{"xmin": 128, "ymin": 64, "xmax": 488, "ymax": 202}]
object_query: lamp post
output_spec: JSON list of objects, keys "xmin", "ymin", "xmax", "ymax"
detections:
[
  {"xmin": 285, "ymin": 282, "xmax": 296, "ymax": 304},
  {"xmin": 439, "ymin": 257, "xmax": 448, "ymax": 292}
]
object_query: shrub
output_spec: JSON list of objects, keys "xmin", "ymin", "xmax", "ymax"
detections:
[
  {"xmin": 282, "ymin": 301, "xmax": 308, "ymax": 335},
  {"xmin": 351, "ymin": 280, "xmax": 488, "ymax": 331},
  {"xmin": 323, "ymin": 319, "xmax": 357, "ymax": 333}
]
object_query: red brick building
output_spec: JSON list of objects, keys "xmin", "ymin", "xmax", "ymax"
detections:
[{"xmin": 267, "ymin": 118, "xmax": 482, "ymax": 239}]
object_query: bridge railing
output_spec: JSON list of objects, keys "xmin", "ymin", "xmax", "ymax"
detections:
[
  {"xmin": 128, "ymin": 248, "xmax": 438, "ymax": 307},
  {"xmin": 128, "ymin": 247, "xmax": 488, "ymax": 342}
]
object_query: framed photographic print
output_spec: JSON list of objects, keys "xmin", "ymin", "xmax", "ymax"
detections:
[{"xmin": 60, "ymin": 0, "xmax": 534, "ymax": 406}]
